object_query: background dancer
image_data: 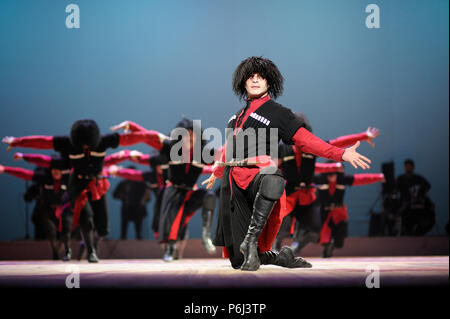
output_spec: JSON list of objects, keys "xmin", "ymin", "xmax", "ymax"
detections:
[
  {"xmin": 111, "ymin": 119, "xmax": 218, "ymax": 261},
  {"xmin": 315, "ymin": 165, "xmax": 385, "ymax": 257},
  {"xmin": 0, "ymin": 162, "xmax": 67, "ymax": 259},
  {"xmin": 2, "ymin": 119, "xmax": 153, "ymax": 262},
  {"xmin": 203, "ymin": 56, "xmax": 372, "ymax": 271},
  {"xmin": 275, "ymin": 117, "xmax": 380, "ymax": 254}
]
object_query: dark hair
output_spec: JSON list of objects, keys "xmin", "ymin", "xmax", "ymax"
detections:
[
  {"xmin": 70, "ymin": 119, "xmax": 101, "ymax": 149},
  {"xmin": 232, "ymin": 56, "xmax": 284, "ymax": 100},
  {"xmin": 404, "ymin": 159, "xmax": 415, "ymax": 166}
]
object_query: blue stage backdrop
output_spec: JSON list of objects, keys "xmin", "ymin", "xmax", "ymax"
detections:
[{"xmin": 0, "ymin": 0, "xmax": 448, "ymax": 240}]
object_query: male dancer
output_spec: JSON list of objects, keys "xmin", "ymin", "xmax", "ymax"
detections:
[
  {"xmin": 110, "ymin": 119, "xmax": 218, "ymax": 261},
  {"xmin": 203, "ymin": 56, "xmax": 371, "ymax": 271},
  {"xmin": 2, "ymin": 119, "xmax": 154, "ymax": 262},
  {"xmin": 315, "ymin": 165, "xmax": 385, "ymax": 257},
  {"xmin": 0, "ymin": 162, "xmax": 68, "ymax": 259},
  {"xmin": 275, "ymin": 115, "xmax": 380, "ymax": 253}
]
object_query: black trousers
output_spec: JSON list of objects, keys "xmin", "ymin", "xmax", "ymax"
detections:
[
  {"xmin": 120, "ymin": 205, "xmax": 146, "ymax": 239},
  {"xmin": 224, "ymin": 173, "xmax": 281, "ymax": 269},
  {"xmin": 158, "ymin": 186, "xmax": 215, "ymax": 243},
  {"xmin": 277, "ymin": 202, "xmax": 320, "ymax": 240}
]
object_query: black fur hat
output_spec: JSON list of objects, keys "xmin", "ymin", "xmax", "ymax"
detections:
[
  {"xmin": 70, "ymin": 119, "xmax": 101, "ymax": 149},
  {"xmin": 175, "ymin": 117, "xmax": 194, "ymax": 131},
  {"xmin": 232, "ymin": 56, "xmax": 284, "ymax": 100},
  {"xmin": 172, "ymin": 117, "xmax": 207, "ymax": 150},
  {"xmin": 294, "ymin": 112, "xmax": 313, "ymax": 133}
]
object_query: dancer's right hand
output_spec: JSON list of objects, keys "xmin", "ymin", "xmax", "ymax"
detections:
[
  {"xmin": 202, "ymin": 174, "xmax": 217, "ymax": 190},
  {"xmin": 110, "ymin": 121, "xmax": 130, "ymax": 133},
  {"xmin": 129, "ymin": 150, "xmax": 144, "ymax": 160},
  {"xmin": 14, "ymin": 152, "xmax": 23, "ymax": 161},
  {"xmin": 0, "ymin": 164, "xmax": 4, "ymax": 174},
  {"xmin": 107, "ymin": 165, "xmax": 121, "ymax": 176},
  {"xmin": 2, "ymin": 136, "xmax": 16, "ymax": 151}
]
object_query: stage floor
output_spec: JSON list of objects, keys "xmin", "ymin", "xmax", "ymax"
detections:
[{"xmin": 0, "ymin": 256, "xmax": 447, "ymax": 288}]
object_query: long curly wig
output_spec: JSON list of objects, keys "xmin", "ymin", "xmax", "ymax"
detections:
[{"xmin": 232, "ymin": 56, "xmax": 284, "ymax": 100}]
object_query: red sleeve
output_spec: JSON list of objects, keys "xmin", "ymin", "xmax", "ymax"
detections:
[
  {"xmin": 352, "ymin": 173, "xmax": 385, "ymax": 186},
  {"xmin": 3, "ymin": 166, "xmax": 34, "ymax": 181},
  {"xmin": 213, "ymin": 144, "xmax": 226, "ymax": 179},
  {"xmin": 12, "ymin": 136, "xmax": 54, "ymax": 149},
  {"xmin": 329, "ymin": 132, "xmax": 369, "ymax": 148},
  {"xmin": 127, "ymin": 121, "xmax": 148, "ymax": 132},
  {"xmin": 22, "ymin": 153, "xmax": 52, "ymax": 168},
  {"xmin": 116, "ymin": 168, "xmax": 144, "ymax": 182},
  {"xmin": 104, "ymin": 150, "xmax": 130, "ymax": 167},
  {"xmin": 201, "ymin": 165, "xmax": 214, "ymax": 175},
  {"xmin": 119, "ymin": 131, "xmax": 164, "ymax": 150},
  {"xmin": 292, "ymin": 127, "xmax": 344, "ymax": 162},
  {"xmin": 130, "ymin": 154, "xmax": 151, "ymax": 165},
  {"xmin": 314, "ymin": 162, "xmax": 342, "ymax": 174}
]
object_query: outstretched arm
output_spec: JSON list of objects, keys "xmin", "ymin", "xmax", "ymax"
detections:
[
  {"xmin": 292, "ymin": 127, "xmax": 371, "ymax": 170},
  {"xmin": 128, "ymin": 151, "xmax": 151, "ymax": 165},
  {"xmin": 329, "ymin": 127, "xmax": 380, "ymax": 148},
  {"xmin": 2, "ymin": 136, "xmax": 54, "ymax": 151},
  {"xmin": 314, "ymin": 162, "xmax": 344, "ymax": 174},
  {"xmin": 14, "ymin": 152, "xmax": 52, "ymax": 168},
  {"xmin": 118, "ymin": 131, "xmax": 168, "ymax": 150},
  {"xmin": 110, "ymin": 120, "xmax": 148, "ymax": 133},
  {"xmin": 107, "ymin": 165, "xmax": 144, "ymax": 182},
  {"xmin": 352, "ymin": 173, "xmax": 385, "ymax": 186},
  {"xmin": 0, "ymin": 165, "xmax": 34, "ymax": 181},
  {"xmin": 104, "ymin": 150, "xmax": 131, "ymax": 167}
]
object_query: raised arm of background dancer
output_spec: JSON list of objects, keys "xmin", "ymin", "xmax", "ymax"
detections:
[
  {"xmin": 0, "ymin": 165, "xmax": 34, "ymax": 181},
  {"xmin": 14, "ymin": 152, "xmax": 52, "ymax": 168},
  {"xmin": 352, "ymin": 173, "xmax": 385, "ymax": 186},
  {"xmin": 113, "ymin": 167, "xmax": 145, "ymax": 182},
  {"xmin": 314, "ymin": 162, "xmax": 344, "ymax": 174},
  {"xmin": 110, "ymin": 120, "xmax": 149, "ymax": 133},
  {"xmin": 2, "ymin": 136, "xmax": 54, "ymax": 151},
  {"xmin": 104, "ymin": 150, "xmax": 131, "ymax": 167},
  {"xmin": 129, "ymin": 152, "xmax": 151, "ymax": 165},
  {"xmin": 291, "ymin": 127, "xmax": 371, "ymax": 170},
  {"xmin": 118, "ymin": 131, "xmax": 168, "ymax": 150},
  {"xmin": 201, "ymin": 165, "xmax": 215, "ymax": 175},
  {"xmin": 329, "ymin": 127, "xmax": 380, "ymax": 148}
]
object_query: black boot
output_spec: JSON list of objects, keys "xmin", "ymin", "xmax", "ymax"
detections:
[
  {"xmin": 77, "ymin": 242, "xmax": 85, "ymax": 261},
  {"xmin": 290, "ymin": 232, "xmax": 319, "ymax": 255},
  {"xmin": 260, "ymin": 247, "xmax": 312, "ymax": 268},
  {"xmin": 163, "ymin": 241, "xmax": 177, "ymax": 262},
  {"xmin": 201, "ymin": 209, "xmax": 216, "ymax": 254},
  {"xmin": 62, "ymin": 248, "xmax": 72, "ymax": 262},
  {"xmin": 80, "ymin": 226, "xmax": 99, "ymax": 263},
  {"xmin": 240, "ymin": 192, "xmax": 276, "ymax": 271},
  {"xmin": 87, "ymin": 250, "xmax": 99, "ymax": 263},
  {"xmin": 322, "ymin": 241, "xmax": 335, "ymax": 258}
]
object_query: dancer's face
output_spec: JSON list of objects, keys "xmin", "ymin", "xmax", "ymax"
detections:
[
  {"xmin": 245, "ymin": 73, "xmax": 269, "ymax": 98},
  {"xmin": 182, "ymin": 129, "xmax": 196, "ymax": 149},
  {"xmin": 327, "ymin": 173, "xmax": 337, "ymax": 183},
  {"xmin": 51, "ymin": 169, "xmax": 62, "ymax": 180},
  {"xmin": 404, "ymin": 163, "xmax": 414, "ymax": 175}
]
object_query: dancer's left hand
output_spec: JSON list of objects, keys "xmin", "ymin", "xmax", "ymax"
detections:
[
  {"xmin": 342, "ymin": 141, "xmax": 371, "ymax": 169},
  {"xmin": 366, "ymin": 127, "xmax": 380, "ymax": 148},
  {"xmin": 2, "ymin": 136, "xmax": 16, "ymax": 151},
  {"xmin": 202, "ymin": 174, "xmax": 217, "ymax": 190}
]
